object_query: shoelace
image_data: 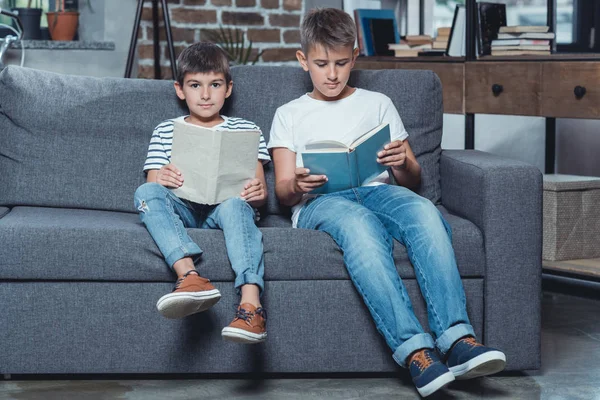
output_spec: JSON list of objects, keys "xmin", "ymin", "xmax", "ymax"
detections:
[
  {"xmin": 412, "ymin": 350, "xmax": 434, "ymax": 371},
  {"xmin": 172, "ymin": 270, "xmax": 200, "ymax": 292},
  {"xmin": 462, "ymin": 336, "xmax": 482, "ymax": 347},
  {"xmin": 232, "ymin": 304, "xmax": 268, "ymax": 323}
]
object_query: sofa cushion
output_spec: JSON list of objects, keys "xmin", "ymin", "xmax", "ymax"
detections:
[
  {"xmin": 228, "ymin": 66, "xmax": 443, "ymax": 205},
  {"xmin": 0, "ymin": 207, "xmax": 9, "ymax": 219},
  {"xmin": 0, "ymin": 206, "xmax": 483, "ymax": 282},
  {"xmin": 0, "ymin": 66, "xmax": 442, "ymax": 216}
]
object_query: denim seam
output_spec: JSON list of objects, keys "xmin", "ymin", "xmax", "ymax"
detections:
[
  {"xmin": 164, "ymin": 190, "xmax": 189, "ymax": 256},
  {"xmin": 370, "ymin": 207, "xmax": 445, "ymax": 334}
]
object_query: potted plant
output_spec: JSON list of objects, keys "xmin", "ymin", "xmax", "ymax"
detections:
[
  {"xmin": 10, "ymin": 0, "xmax": 43, "ymax": 40},
  {"xmin": 47, "ymin": 0, "xmax": 91, "ymax": 41},
  {"xmin": 204, "ymin": 26, "xmax": 263, "ymax": 65}
]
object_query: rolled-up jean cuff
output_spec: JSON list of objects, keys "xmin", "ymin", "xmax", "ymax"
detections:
[
  {"xmin": 165, "ymin": 243, "xmax": 203, "ymax": 269},
  {"xmin": 392, "ymin": 333, "xmax": 436, "ymax": 368},
  {"xmin": 234, "ymin": 272, "xmax": 264, "ymax": 295},
  {"xmin": 436, "ymin": 323, "xmax": 475, "ymax": 355}
]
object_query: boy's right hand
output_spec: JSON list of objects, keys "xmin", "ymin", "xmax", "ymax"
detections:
[
  {"xmin": 294, "ymin": 167, "xmax": 327, "ymax": 194},
  {"xmin": 157, "ymin": 164, "xmax": 184, "ymax": 188}
]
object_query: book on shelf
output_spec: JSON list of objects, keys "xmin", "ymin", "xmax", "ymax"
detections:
[
  {"xmin": 491, "ymin": 45, "xmax": 551, "ymax": 51},
  {"xmin": 499, "ymin": 25, "xmax": 550, "ymax": 33},
  {"xmin": 477, "ymin": 2, "xmax": 506, "ymax": 56},
  {"xmin": 354, "ymin": 9, "xmax": 400, "ymax": 56},
  {"xmin": 447, "ymin": 5, "xmax": 466, "ymax": 56},
  {"xmin": 497, "ymin": 32, "xmax": 555, "ymax": 40},
  {"xmin": 490, "ymin": 49, "xmax": 551, "ymax": 56},
  {"xmin": 169, "ymin": 121, "xmax": 261, "ymax": 205},
  {"xmin": 418, "ymin": 49, "xmax": 446, "ymax": 57},
  {"xmin": 300, "ymin": 123, "xmax": 391, "ymax": 195},
  {"xmin": 491, "ymin": 38, "xmax": 551, "ymax": 46},
  {"xmin": 437, "ymin": 27, "xmax": 451, "ymax": 37},
  {"xmin": 388, "ymin": 42, "xmax": 431, "ymax": 57},
  {"xmin": 345, "ymin": 0, "xmax": 381, "ymax": 54},
  {"xmin": 404, "ymin": 34, "xmax": 433, "ymax": 46},
  {"xmin": 433, "ymin": 26, "xmax": 450, "ymax": 50}
]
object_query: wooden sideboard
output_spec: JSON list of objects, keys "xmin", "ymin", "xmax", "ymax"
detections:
[{"xmin": 355, "ymin": 55, "xmax": 600, "ymax": 119}]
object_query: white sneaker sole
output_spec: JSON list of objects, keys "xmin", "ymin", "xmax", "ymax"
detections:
[
  {"xmin": 449, "ymin": 351, "xmax": 506, "ymax": 380},
  {"xmin": 221, "ymin": 326, "xmax": 267, "ymax": 344},
  {"xmin": 156, "ymin": 289, "xmax": 221, "ymax": 319},
  {"xmin": 416, "ymin": 370, "xmax": 455, "ymax": 397}
]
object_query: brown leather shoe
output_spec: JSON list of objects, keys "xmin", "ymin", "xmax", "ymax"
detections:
[
  {"xmin": 156, "ymin": 270, "xmax": 221, "ymax": 319},
  {"xmin": 221, "ymin": 303, "xmax": 267, "ymax": 344}
]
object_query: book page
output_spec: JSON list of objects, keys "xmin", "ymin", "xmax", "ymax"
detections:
[
  {"xmin": 304, "ymin": 140, "xmax": 349, "ymax": 152},
  {"xmin": 215, "ymin": 130, "xmax": 261, "ymax": 204},
  {"xmin": 170, "ymin": 120, "xmax": 217, "ymax": 204},
  {"xmin": 350, "ymin": 122, "xmax": 387, "ymax": 149}
]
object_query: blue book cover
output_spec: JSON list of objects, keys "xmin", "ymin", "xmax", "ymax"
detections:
[
  {"xmin": 355, "ymin": 9, "xmax": 400, "ymax": 56},
  {"xmin": 300, "ymin": 123, "xmax": 391, "ymax": 195}
]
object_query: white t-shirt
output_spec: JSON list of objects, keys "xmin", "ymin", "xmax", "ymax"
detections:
[{"xmin": 267, "ymin": 88, "xmax": 409, "ymax": 227}]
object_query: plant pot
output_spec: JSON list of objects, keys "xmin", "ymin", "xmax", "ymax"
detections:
[
  {"xmin": 46, "ymin": 11, "xmax": 79, "ymax": 41},
  {"xmin": 13, "ymin": 8, "xmax": 43, "ymax": 40}
]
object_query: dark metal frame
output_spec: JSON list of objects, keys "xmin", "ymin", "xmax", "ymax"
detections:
[
  {"xmin": 125, "ymin": 0, "xmax": 176, "ymax": 79},
  {"xmin": 463, "ymin": 0, "xmax": 558, "ymax": 172}
]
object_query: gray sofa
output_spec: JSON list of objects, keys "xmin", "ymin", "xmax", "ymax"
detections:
[{"xmin": 0, "ymin": 65, "xmax": 541, "ymax": 375}]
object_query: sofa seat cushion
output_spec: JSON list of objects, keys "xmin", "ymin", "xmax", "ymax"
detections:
[{"xmin": 0, "ymin": 206, "xmax": 484, "ymax": 282}]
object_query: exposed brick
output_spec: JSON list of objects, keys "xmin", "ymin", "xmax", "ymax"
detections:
[
  {"xmin": 171, "ymin": 8, "xmax": 217, "ymax": 24},
  {"xmin": 269, "ymin": 14, "xmax": 300, "ymax": 27},
  {"xmin": 137, "ymin": 26, "xmax": 145, "ymax": 40},
  {"xmin": 283, "ymin": 29, "xmax": 300, "ymax": 43},
  {"xmin": 142, "ymin": 6, "xmax": 163, "ymax": 22},
  {"xmin": 247, "ymin": 28, "xmax": 280, "ymax": 43},
  {"xmin": 283, "ymin": 0, "xmax": 301, "ymax": 11},
  {"xmin": 211, "ymin": 0, "xmax": 232, "ymax": 5},
  {"xmin": 146, "ymin": 26, "xmax": 196, "ymax": 43},
  {"xmin": 261, "ymin": 0, "xmax": 278, "ymax": 8},
  {"xmin": 175, "ymin": 45, "xmax": 187, "ymax": 58},
  {"xmin": 199, "ymin": 28, "xmax": 223, "ymax": 42},
  {"xmin": 137, "ymin": 65, "xmax": 174, "ymax": 80},
  {"xmin": 182, "ymin": 0, "xmax": 207, "ymax": 5},
  {"xmin": 235, "ymin": 0, "xmax": 256, "ymax": 6},
  {"xmin": 222, "ymin": 11, "xmax": 264, "ymax": 25},
  {"xmin": 138, "ymin": 44, "xmax": 162, "ymax": 60},
  {"xmin": 261, "ymin": 47, "xmax": 298, "ymax": 62}
]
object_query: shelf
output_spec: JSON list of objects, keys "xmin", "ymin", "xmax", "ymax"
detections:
[
  {"xmin": 357, "ymin": 55, "xmax": 465, "ymax": 63},
  {"xmin": 10, "ymin": 40, "xmax": 115, "ymax": 50},
  {"xmin": 543, "ymin": 258, "xmax": 600, "ymax": 281},
  {"xmin": 477, "ymin": 53, "xmax": 600, "ymax": 62}
]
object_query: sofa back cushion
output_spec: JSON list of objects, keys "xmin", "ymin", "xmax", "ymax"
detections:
[{"xmin": 0, "ymin": 66, "xmax": 442, "ymax": 214}]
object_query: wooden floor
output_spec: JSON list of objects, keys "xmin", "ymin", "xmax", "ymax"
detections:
[{"xmin": 543, "ymin": 258, "xmax": 600, "ymax": 280}]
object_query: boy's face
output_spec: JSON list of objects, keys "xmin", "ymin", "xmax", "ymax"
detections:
[
  {"xmin": 296, "ymin": 44, "xmax": 359, "ymax": 101},
  {"xmin": 174, "ymin": 71, "xmax": 233, "ymax": 126}
]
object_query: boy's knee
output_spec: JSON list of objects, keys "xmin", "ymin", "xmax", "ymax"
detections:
[
  {"xmin": 134, "ymin": 182, "xmax": 164, "ymax": 199},
  {"xmin": 220, "ymin": 197, "xmax": 252, "ymax": 213}
]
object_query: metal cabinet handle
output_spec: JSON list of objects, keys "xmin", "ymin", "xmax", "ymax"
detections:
[
  {"xmin": 574, "ymin": 85, "xmax": 587, "ymax": 99},
  {"xmin": 492, "ymin": 84, "xmax": 503, "ymax": 96}
]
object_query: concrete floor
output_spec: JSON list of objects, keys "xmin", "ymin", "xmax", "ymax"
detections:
[{"xmin": 2, "ymin": 276, "xmax": 599, "ymax": 400}]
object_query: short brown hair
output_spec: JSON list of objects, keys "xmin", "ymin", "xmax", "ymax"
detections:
[
  {"xmin": 176, "ymin": 42, "xmax": 232, "ymax": 86},
  {"xmin": 300, "ymin": 8, "xmax": 356, "ymax": 54}
]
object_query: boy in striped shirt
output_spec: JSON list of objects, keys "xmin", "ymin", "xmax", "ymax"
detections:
[{"xmin": 134, "ymin": 42, "xmax": 270, "ymax": 344}]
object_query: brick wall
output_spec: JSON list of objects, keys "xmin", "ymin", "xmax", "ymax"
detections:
[{"xmin": 137, "ymin": 0, "xmax": 304, "ymax": 79}]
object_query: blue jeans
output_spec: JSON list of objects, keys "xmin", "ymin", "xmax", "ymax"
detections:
[
  {"xmin": 134, "ymin": 182, "xmax": 265, "ymax": 293},
  {"xmin": 297, "ymin": 184, "xmax": 475, "ymax": 367}
]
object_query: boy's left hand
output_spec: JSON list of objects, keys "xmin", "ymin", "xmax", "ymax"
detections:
[
  {"xmin": 377, "ymin": 140, "xmax": 407, "ymax": 170},
  {"xmin": 241, "ymin": 178, "xmax": 266, "ymax": 202}
]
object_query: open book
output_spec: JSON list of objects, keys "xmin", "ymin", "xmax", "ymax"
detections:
[
  {"xmin": 300, "ymin": 123, "xmax": 391, "ymax": 194},
  {"xmin": 169, "ymin": 120, "xmax": 260, "ymax": 205}
]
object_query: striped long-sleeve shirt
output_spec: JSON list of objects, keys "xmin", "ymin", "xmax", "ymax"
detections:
[{"xmin": 143, "ymin": 115, "xmax": 271, "ymax": 172}]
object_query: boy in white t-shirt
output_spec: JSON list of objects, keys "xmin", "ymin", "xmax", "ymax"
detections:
[{"xmin": 267, "ymin": 8, "xmax": 506, "ymax": 398}]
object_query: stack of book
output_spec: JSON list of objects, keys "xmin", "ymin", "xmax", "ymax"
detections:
[
  {"xmin": 388, "ymin": 35, "xmax": 432, "ymax": 57},
  {"xmin": 491, "ymin": 26, "xmax": 554, "ymax": 56},
  {"xmin": 433, "ymin": 27, "xmax": 451, "ymax": 50}
]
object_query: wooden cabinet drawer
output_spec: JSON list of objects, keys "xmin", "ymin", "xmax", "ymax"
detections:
[
  {"xmin": 465, "ymin": 62, "xmax": 542, "ymax": 116},
  {"xmin": 355, "ymin": 60, "xmax": 464, "ymax": 114},
  {"xmin": 541, "ymin": 62, "xmax": 600, "ymax": 118}
]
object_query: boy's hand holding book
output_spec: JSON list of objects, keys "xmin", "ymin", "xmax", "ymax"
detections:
[
  {"xmin": 377, "ymin": 140, "xmax": 407, "ymax": 170},
  {"xmin": 293, "ymin": 167, "xmax": 328, "ymax": 194},
  {"xmin": 242, "ymin": 178, "xmax": 266, "ymax": 204},
  {"xmin": 157, "ymin": 164, "xmax": 184, "ymax": 188}
]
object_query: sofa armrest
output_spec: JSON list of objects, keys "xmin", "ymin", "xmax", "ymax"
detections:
[
  {"xmin": 440, "ymin": 149, "xmax": 542, "ymax": 370},
  {"xmin": 0, "ymin": 206, "xmax": 9, "ymax": 219}
]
